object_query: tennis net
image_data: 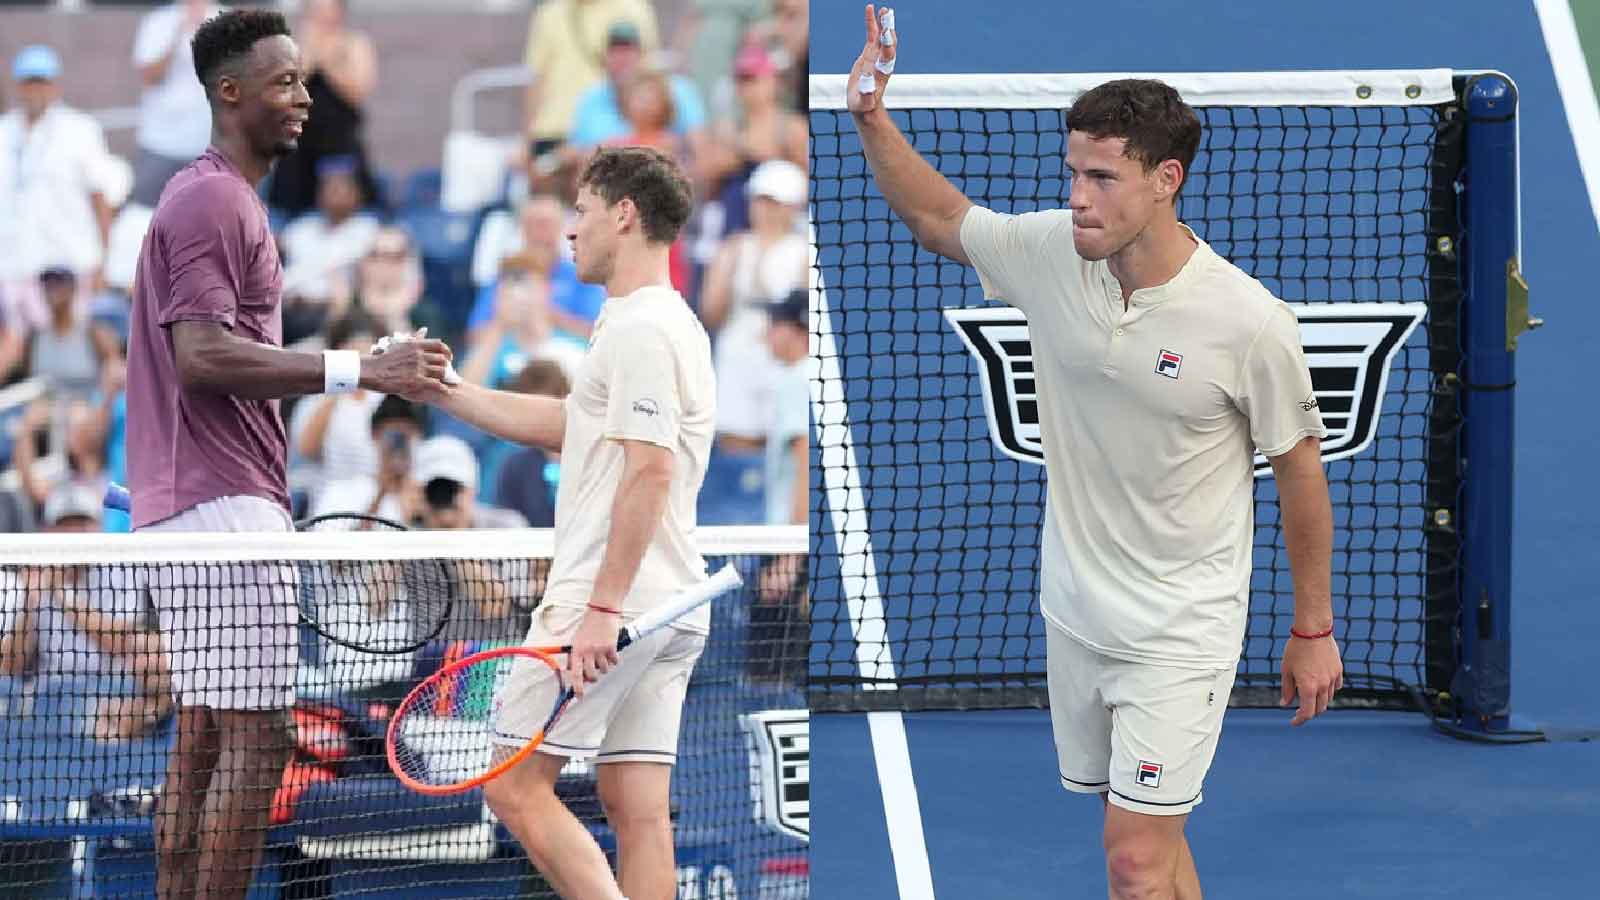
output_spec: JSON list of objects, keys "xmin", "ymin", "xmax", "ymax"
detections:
[
  {"xmin": 810, "ymin": 70, "xmax": 1518, "ymax": 714},
  {"xmin": 0, "ymin": 524, "xmax": 807, "ymax": 898}
]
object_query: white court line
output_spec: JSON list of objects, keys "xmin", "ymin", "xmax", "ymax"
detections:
[
  {"xmin": 1533, "ymin": 0, "xmax": 1600, "ymax": 228},
  {"xmin": 810, "ymin": 225, "xmax": 938, "ymax": 900}
]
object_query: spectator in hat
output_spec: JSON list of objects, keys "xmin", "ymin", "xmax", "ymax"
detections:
[
  {"xmin": 129, "ymin": 0, "xmax": 222, "ymax": 208},
  {"xmin": 695, "ymin": 159, "xmax": 806, "ymax": 525},
  {"xmin": 699, "ymin": 41, "xmax": 807, "ymax": 229},
  {"xmin": 414, "ymin": 435, "xmax": 527, "ymax": 531},
  {"xmin": 522, "ymin": 2, "xmax": 660, "ymax": 166},
  {"xmin": 762, "ymin": 289, "xmax": 808, "ymax": 528},
  {"xmin": 0, "ymin": 483, "xmax": 174, "ymax": 738},
  {"xmin": 11, "ymin": 394, "xmax": 113, "ymax": 528},
  {"xmin": 413, "ymin": 435, "xmax": 530, "ymax": 642},
  {"xmin": 748, "ymin": 287, "xmax": 809, "ymax": 685},
  {"xmin": 0, "ymin": 45, "xmax": 116, "ymax": 338},
  {"xmin": 568, "ymin": 21, "xmax": 706, "ymax": 153}
]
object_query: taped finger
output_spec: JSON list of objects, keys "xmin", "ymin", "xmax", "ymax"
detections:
[
  {"xmin": 856, "ymin": 69, "xmax": 877, "ymax": 95},
  {"xmin": 875, "ymin": 54, "xmax": 896, "ymax": 76},
  {"xmin": 878, "ymin": 8, "xmax": 896, "ymax": 46}
]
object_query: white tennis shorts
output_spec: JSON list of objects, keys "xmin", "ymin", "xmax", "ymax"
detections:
[
  {"xmin": 138, "ymin": 495, "xmax": 298, "ymax": 711},
  {"xmin": 491, "ymin": 603, "xmax": 706, "ymax": 765},
  {"xmin": 1047, "ymin": 619, "xmax": 1236, "ymax": 816}
]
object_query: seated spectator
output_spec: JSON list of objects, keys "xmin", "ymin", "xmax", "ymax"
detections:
[
  {"xmin": 310, "ymin": 394, "xmax": 426, "ymax": 524},
  {"xmin": 414, "ymin": 435, "xmax": 530, "ymax": 642},
  {"xmin": 523, "ymin": 1, "xmax": 661, "ymax": 172},
  {"xmin": 346, "ymin": 226, "xmax": 439, "ymax": 340},
  {"xmin": 762, "ymin": 289, "xmax": 809, "ymax": 528},
  {"xmin": 749, "ymin": 289, "xmax": 808, "ymax": 685},
  {"xmin": 604, "ymin": 69, "xmax": 684, "ymax": 158},
  {"xmin": 470, "ymin": 195, "xmax": 601, "ymax": 339},
  {"xmin": 695, "ymin": 161, "xmax": 806, "ymax": 526},
  {"xmin": 11, "ymin": 396, "xmax": 112, "ymax": 525},
  {"xmin": 0, "ymin": 484, "xmax": 172, "ymax": 739},
  {"xmin": 569, "ymin": 21, "xmax": 705, "ymax": 153},
  {"xmin": 698, "ymin": 42, "xmax": 808, "ymax": 235},
  {"xmin": 485, "ymin": 360, "xmax": 570, "ymax": 527},
  {"xmin": 28, "ymin": 266, "xmax": 122, "ymax": 403},
  {"xmin": 288, "ymin": 309, "xmax": 386, "ymax": 501},
  {"xmin": 414, "ymin": 435, "xmax": 527, "ymax": 531},
  {"xmin": 280, "ymin": 157, "xmax": 382, "ymax": 338},
  {"xmin": 461, "ymin": 254, "xmax": 588, "ymax": 388},
  {"xmin": 0, "ymin": 45, "xmax": 116, "ymax": 337}
]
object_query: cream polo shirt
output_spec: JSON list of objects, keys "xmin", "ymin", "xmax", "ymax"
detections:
[
  {"xmin": 960, "ymin": 206, "xmax": 1326, "ymax": 667},
  {"xmin": 542, "ymin": 284, "xmax": 717, "ymax": 632}
]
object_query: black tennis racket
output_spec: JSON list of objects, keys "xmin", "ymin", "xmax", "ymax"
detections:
[{"xmin": 294, "ymin": 513, "xmax": 455, "ymax": 655}]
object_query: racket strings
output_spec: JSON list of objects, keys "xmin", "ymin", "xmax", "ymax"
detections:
[{"xmin": 389, "ymin": 649, "xmax": 567, "ymax": 789}]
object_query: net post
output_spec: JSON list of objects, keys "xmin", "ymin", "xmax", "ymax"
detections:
[{"xmin": 1451, "ymin": 72, "xmax": 1534, "ymax": 737}]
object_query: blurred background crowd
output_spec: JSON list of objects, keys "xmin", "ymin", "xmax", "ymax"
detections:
[{"xmin": 0, "ymin": 0, "xmax": 810, "ymax": 543}]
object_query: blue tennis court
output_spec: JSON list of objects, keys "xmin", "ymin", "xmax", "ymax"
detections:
[{"xmin": 809, "ymin": 1, "xmax": 1600, "ymax": 897}]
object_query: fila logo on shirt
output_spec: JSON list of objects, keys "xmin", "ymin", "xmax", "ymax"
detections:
[
  {"xmin": 944, "ymin": 302, "xmax": 1428, "ymax": 477},
  {"xmin": 1137, "ymin": 760, "xmax": 1163, "ymax": 788}
]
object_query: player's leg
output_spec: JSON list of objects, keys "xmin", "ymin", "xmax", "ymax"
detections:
[
  {"xmin": 1044, "ymin": 622, "xmax": 1115, "ymax": 796},
  {"xmin": 150, "ymin": 556, "xmax": 218, "ymax": 900},
  {"xmin": 1099, "ymin": 793, "xmax": 1201, "ymax": 900},
  {"xmin": 484, "ymin": 749, "xmax": 623, "ymax": 900},
  {"xmin": 594, "ymin": 626, "xmax": 707, "ymax": 900},
  {"xmin": 156, "ymin": 705, "xmax": 219, "ymax": 900},
  {"xmin": 191, "ymin": 555, "xmax": 299, "ymax": 899},
  {"xmin": 595, "ymin": 761, "xmax": 675, "ymax": 900},
  {"xmin": 194, "ymin": 707, "xmax": 292, "ymax": 899},
  {"xmin": 1102, "ymin": 804, "xmax": 1188, "ymax": 900},
  {"xmin": 1100, "ymin": 657, "xmax": 1235, "ymax": 900}
]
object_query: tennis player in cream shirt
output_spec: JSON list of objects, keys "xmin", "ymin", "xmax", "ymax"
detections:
[
  {"xmin": 422, "ymin": 146, "xmax": 713, "ymax": 900},
  {"xmin": 847, "ymin": 7, "xmax": 1344, "ymax": 900}
]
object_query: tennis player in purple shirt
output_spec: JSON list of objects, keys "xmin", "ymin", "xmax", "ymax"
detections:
[{"xmin": 123, "ymin": 11, "xmax": 451, "ymax": 899}]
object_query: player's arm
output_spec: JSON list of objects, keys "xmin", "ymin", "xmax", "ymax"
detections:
[
  {"xmin": 1269, "ymin": 436, "xmax": 1334, "ymax": 635},
  {"xmin": 427, "ymin": 379, "xmax": 565, "ymax": 453},
  {"xmin": 847, "ymin": 4, "xmax": 973, "ymax": 264},
  {"xmin": 1269, "ymin": 436, "xmax": 1343, "ymax": 725},
  {"xmin": 171, "ymin": 321, "xmax": 450, "ymax": 401}
]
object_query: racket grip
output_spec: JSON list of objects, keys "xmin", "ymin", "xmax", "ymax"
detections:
[
  {"xmin": 104, "ymin": 483, "xmax": 131, "ymax": 513},
  {"xmin": 618, "ymin": 564, "xmax": 743, "ymax": 648}
]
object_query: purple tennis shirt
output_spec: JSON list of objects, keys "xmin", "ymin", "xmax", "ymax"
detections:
[{"xmin": 125, "ymin": 147, "xmax": 291, "ymax": 529}]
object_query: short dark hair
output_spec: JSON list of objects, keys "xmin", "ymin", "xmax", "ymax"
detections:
[
  {"xmin": 578, "ymin": 147, "xmax": 694, "ymax": 244},
  {"xmin": 510, "ymin": 359, "xmax": 571, "ymax": 399},
  {"xmin": 1064, "ymin": 79, "xmax": 1202, "ymax": 199},
  {"xmin": 324, "ymin": 307, "xmax": 383, "ymax": 351},
  {"xmin": 191, "ymin": 9, "xmax": 292, "ymax": 100},
  {"xmin": 371, "ymin": 394, "xmax": 424, "ymax": 432}
]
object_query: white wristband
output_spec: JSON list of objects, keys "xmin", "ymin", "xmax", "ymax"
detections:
[{"xmin": 323, "ymin": 349, "xmax": 362, "ymax": 394}]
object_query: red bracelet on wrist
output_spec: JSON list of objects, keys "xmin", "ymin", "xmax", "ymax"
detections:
[
  {"xmin": 1290, "ymin": 625, "xmax": 1334, "ymax": 640},
  {"xmin": 587, "ymin": 603, "xmax": 621, "ymax": 616}
]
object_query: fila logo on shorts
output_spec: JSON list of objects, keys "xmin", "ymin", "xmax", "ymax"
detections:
[
  {"xmin": 1155, "ymin": 349, "xmax": 1183, "ymax": 379},
  {"xmin": 944, "ymin": 302, "xmax": 1428, "ymax": 475},
  {"xmin": 1136, "ymin": 760, "xmax": 1163, "ymax": 788}
]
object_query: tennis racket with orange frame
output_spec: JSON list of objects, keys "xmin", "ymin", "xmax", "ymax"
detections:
[{"xmin": 385, "ymin": 564, "xmax": 742, "ymax": 795}]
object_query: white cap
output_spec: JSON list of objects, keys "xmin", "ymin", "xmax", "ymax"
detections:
[
  {"xmin": 748, "ymin": 159, "xmax": 806, "ymax": 207},
  {"xmin": 412, "ymin": 435, "xmax": 478, "ymax": 493},
  {"xmin": 43, "ymin": 482, "xmax": 101, "ymax": 525}
]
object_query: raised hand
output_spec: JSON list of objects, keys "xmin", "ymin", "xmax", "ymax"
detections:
[{"xmin": 846, "ymin": 4, "xmax": 898, "ymax": 117}]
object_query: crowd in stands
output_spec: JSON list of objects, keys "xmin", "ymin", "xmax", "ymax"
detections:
[{"xmin": 0, "ymin": 0, "xmax": 811, "ymax": 725}]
